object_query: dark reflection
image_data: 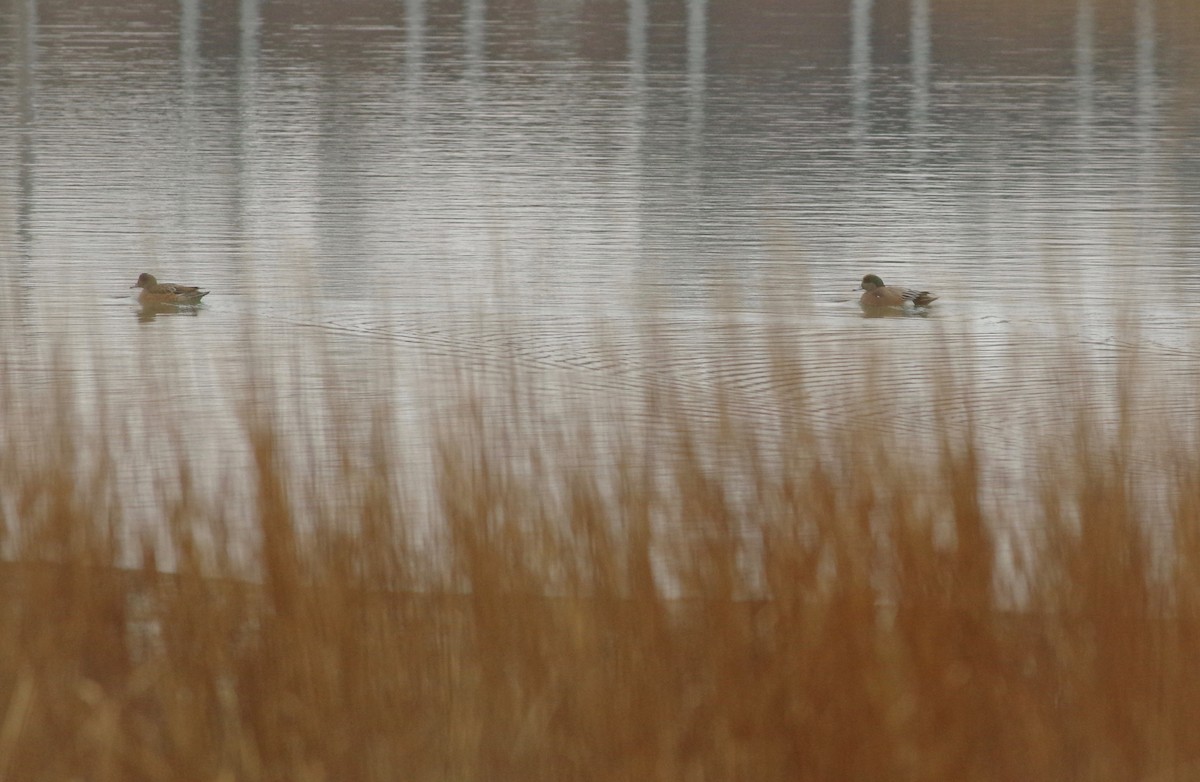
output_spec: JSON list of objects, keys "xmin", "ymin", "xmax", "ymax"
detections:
[
  {"xmin": 850, "ymin": 0, "xmax": 872, "ymax": 142},
  {"xmin": 15, "ymin": 0, "xmax": 37, "ymax": 263},
  {"xmin": 137, "ymin": 303, "xmax": 205, "ymax": 324}
]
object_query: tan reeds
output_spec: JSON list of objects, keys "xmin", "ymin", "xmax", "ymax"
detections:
[{"xmin": 1, "ymin": 314, "xmax": 1199, "ymax": 781}]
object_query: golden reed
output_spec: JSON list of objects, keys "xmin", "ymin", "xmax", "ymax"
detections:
[{"xmin": 0, "ymin": 315, "xmax": 1198, "ymax": 782}]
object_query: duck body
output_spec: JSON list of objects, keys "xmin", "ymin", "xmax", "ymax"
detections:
[
  {"xmin": 857, "ymin": 274, "xmax": 937, "ymax": 309},
  {"xmin": 131, "ymin": 273, "xmax": 209, "ymax": 305}
]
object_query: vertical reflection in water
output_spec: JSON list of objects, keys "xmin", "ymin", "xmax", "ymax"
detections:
[
  {"xmin": 685, "ymin": 0, "xmax": 706, "ymax": 221},
  {"xmin": 463, "ymin": 0, "xmax": 487, "ymax": 241},
  {"xmin": 909, "ymin": 0, "xmax": 928, "ymax": 128},
  {"xmin": 909, "ymin": 0, "xmax": 930, "ymax": 147},
  {"xmin": 628, "ymin": 0, "xmax": 647, "ymax": 76},
  {"xmin": 239, "ymin": 0, "xmax": 260, "ymax": 88},
  {"xmin": 1074, "ymin": 0, "xmax": 1095, "ymax": 140},
  {"xmin": 627, "ymin": 0, "xmax": 647, "ymax": 266},
  {"xmin": 403, "ymin": 0, "xmax": 425, "ymax": 256},
  {"xmin": 685, "ymin": 0, "xmax": 706, "ymax": 140},
  {"xmin": 179, "ymin": 0, "xmax": 201, "ymax": 247},
  {"xmin": 180, "ymin": 0, "xmax": 199, "ymax": 77},
  {"xmin": 849, "ymin": 0, "xmax": 872, "ymax": 143},
  {"xmin": 13, "ymin": 0, "xmax": 37, "ymax": 271},
  {"xmin": 1133, "ymin": 0, "xmax": 1157, "ymax": 254},
  {"xmin": 907, "ymin": 0, "xmax": 931, "ymax": 259},
  {"xmin": 235, "ymin": 0, "xmax": 260, "ymax": 280},
  {"xmin": 403, "ymin": 0, "xmax": 425, "ymax": 161},
  {"xmin": 1134, "ymin": 0, "xmax": 1157, "ymax": 133},
  {"xmin": 1069, "ymin": 0, "xmax": 1096, "ymax": 305},
  {"xmin": 404, "ymin": 0, "xmax": 425, "ymax": 89},
  {"xmin": 464, "ymin": 0, "xmax": 486, "ymax": 79}
]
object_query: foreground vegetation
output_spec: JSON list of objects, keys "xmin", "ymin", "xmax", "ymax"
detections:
[{"xmin": 1, "ymin": 320, "xmax": 1199, "ymax": 782}]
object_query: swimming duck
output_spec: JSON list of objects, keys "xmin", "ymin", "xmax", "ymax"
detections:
[
  {"xmin": 131, "ymin": 273, "xmax": 209, "ymax": 305},
  {"xmin": 857, "ymin": 274, "xmax": 938, "ymax": 309}
]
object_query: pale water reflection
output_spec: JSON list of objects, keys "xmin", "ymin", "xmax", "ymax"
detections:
[{"xmin": 0, "ymin": 0, "xmax": 1198, "ymax": 537}]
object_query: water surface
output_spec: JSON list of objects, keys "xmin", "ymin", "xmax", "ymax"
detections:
[{"xmin": 1, "ymin": 0, "xmax": 1198, "ymax": 534}]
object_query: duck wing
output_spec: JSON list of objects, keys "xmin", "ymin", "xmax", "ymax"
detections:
[
  {"xmin": 150, "ymin": 282, "xmax": 209, "ymax": 301},
  {"xmin": 901, "ymin": 288, "xmax": 938, "ymax": 306}
]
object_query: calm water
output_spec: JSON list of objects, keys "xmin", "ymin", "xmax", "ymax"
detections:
[{"xmin": 1, "ymin": 0, "xmax": 1199, "ymax": 532}]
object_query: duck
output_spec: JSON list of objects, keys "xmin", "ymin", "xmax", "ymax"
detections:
[
  {"xmin": 131, "ymin": 273, "xmax": 209, "ymax": 305},
  {"xmin": 857, "ymin": 274, "xmax": 938, "ymax": 309}
]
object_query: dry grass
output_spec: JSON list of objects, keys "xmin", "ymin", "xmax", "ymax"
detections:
[{"xmin": 1, "ymin": 319, "xmax": 1199, "ymax": 782}]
